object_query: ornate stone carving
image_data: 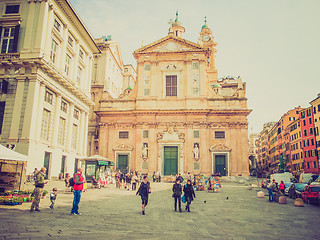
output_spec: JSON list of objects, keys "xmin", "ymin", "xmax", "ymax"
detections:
[
  {"xmin": 113, "ymin": 144, "xmax": 134, "ymax": 151},
  {"xmin": 209, "ymin": 144, "xmax": 231, "ymax": 152}
]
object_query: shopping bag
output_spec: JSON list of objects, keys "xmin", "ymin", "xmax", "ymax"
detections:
[{"xmin": 181, "ymin": 194, "xmax": 186, "ymax": 203}]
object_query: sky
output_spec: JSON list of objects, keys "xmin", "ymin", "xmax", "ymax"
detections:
[{"xmin": 69, "ymin": 0, "xmax": 320, "ymax": 134}]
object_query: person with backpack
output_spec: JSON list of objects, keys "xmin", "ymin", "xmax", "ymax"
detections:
[
  {"xmin": 136, "ymin": 175, "xmax": 151, "ymax": 215},
  {"xmin": 30, "ymin": 167, "xmax": 48, "ymax": 212},
  {"xmin": 70, "ymin": 168, "xmax": 85, "ymax": 215}
]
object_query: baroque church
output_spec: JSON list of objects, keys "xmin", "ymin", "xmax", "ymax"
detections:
[{"xmin": 90, "ymin": 14, "xmax": 251, "ymax": 177}]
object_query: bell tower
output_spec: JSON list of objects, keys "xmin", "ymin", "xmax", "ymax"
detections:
[
  {"xmin": 198, "ymin": 17, "xmax": 218, "ymax": 83},
  {"xmin": 168, "ymin": 11, "xmax": 185, "ymax": 38}
]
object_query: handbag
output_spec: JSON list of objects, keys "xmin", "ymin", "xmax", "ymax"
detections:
[{"xmin": 181, "ymin": 194, "xmax": 186, "ymax": 203}]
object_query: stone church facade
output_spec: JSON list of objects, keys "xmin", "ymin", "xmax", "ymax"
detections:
[{"xmin": 91, "ymin": 15, "xmax": 251, "ymax": 177}]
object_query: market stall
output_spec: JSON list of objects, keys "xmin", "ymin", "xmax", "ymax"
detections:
[
  {"xmin": 80, "ymin": 155, "xmax": 114, "ymax": 182},
  {"xmin": 0, "ymin": 144, "xmax": 27, "ymax": 193}
]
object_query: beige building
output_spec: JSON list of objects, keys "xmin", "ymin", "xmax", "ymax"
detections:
[
  {"xmin": 92, "ymin": 36, "xmax": 125, "ymax": 98},
  {"xmin": 0, "ymin": 0, "xmax": 99, "ymax": 178},
  {"xmin": 122, "ymin": 64, "xmax": 136, "ymax": 91},
  {"xmin": 91, "ymin": 15, "xmax": 251, "ymax": 177}
]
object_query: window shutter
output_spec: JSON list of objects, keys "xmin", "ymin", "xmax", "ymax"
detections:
[
  {"xmin": 0, "ymin": 26, "xmax": 2, "ymax": 43},
  {"xmin": 12, "ymin": 25, "xmax": 20, "ymax": 53}
]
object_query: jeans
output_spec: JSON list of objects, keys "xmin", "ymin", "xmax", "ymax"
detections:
[
  {"xmin": 174, "ymin": 196, "xmax": 181, "ymax": 210},
  {"xmin": 268, "ymin": 188, "xmax": 274, "ymax": 202},
  {"xmin": 71, "ymin": 190, "xmax": 82, "ymax": 214}
]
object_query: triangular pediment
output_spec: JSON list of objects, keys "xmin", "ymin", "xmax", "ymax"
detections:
[{"xmin": 134, "ymin": 35, "xmax": 205, "ymax": 55}]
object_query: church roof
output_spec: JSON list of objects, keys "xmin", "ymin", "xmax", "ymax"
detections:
[{"xmin": 133, "ymin": 34, "xmax": 208, "ymax": 56}]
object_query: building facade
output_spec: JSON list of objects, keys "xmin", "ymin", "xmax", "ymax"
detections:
[
  {"xmin": 300, "ymin": 107, "xmax": 318, "ymax": 174},
  {"xmin": 310, "ymin": 94, "xmax": 320, "ymax": 166},
  {"xmin": 92, "ymin": 15, "xmax": 251, "ymax": 177},
  {"xmin": 92, "ymin": 36, "xmax": 125, "ymax": 98},
  {"xmin": 0, "ymin": 0, "xmax": 99, "ymax": 178}
]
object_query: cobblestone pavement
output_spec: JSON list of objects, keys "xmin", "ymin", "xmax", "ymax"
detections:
[{"xmin": 0, "ymin": 180, "xmax": 320, "ymax": 240}]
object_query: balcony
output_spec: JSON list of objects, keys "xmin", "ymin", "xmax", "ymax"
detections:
[{"xmin": 0, "ymin": 53, "xmax": 20, "ymax": 60}]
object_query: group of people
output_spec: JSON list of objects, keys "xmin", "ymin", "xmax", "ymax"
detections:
[
  {"xmin": 172, "ymin": 178, "xmax": 196, "ymax": 212},
  {"xmin": 265, "ymin": 179, "xmax": 286, "ymax": 202},
  {"xmin": 115, "ymin": 171, "xmax": 141, "ymax": 191},
  {"xmin": 29, "ymin": 167, "xmax": 199, "ymax": 216}
]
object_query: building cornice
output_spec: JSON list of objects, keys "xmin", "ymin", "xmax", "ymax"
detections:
[{"xmin": 96, "ymin": 109, "xmax": 252, "ymax": 117}]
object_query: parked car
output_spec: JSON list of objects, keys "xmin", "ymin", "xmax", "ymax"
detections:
[
  {"xmin": 310, "ymin": 176, "xmax": 320, "ymax": 185},
  {"xmin": 301, "ymin": 185, "xmax": 320, "ymax": 204}
]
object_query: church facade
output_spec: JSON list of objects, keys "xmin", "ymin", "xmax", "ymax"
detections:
[{"xmin": 92, "ymin": 15, "xmax": 251, "ymax": 177}]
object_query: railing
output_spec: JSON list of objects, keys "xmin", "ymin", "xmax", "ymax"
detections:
[{"xmin": 0, "ymin": 53, "xmax": 20, "ymax": 60}]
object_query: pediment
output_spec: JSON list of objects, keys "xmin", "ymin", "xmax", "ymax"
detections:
[
  {"xmin": 209, "ymin": 144, "xmax": 232, "ymax": 152},
  {"xmin": 134, "ymin": 36, "xmax": 205, "ymax": 54},
  {"xmin": 113, "ymin": 144, "xmax": 134, "ymax": 151}
]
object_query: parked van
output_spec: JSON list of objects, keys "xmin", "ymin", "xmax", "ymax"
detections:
[{"xmin": 270, "ymin": 172, "xmax": 293, "ymax": 184}]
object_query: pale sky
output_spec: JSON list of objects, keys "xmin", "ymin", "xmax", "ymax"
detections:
[{"xmin": 69, "ymin": 0, "xmax": 320, "ymax": 134}]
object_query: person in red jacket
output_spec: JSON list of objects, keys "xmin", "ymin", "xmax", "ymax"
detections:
[
  {"xmin": 70, "ymin": 168, "xmax": 84, "ymax": 215},
  {"xmin": 279, "ymin": 181, "xmax": 285, "ymax": 195}
]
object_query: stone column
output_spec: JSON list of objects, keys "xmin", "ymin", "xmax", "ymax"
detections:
[
  {"xmin": 51, "ymin": 94, "xmax": 61, "ymax": 146},
  {"xmin": 82, "ymin": 112, "xmax": 89, "ymax": 156},
  {"xmin": 66, "ymin": 103, "xmax": 74, "ymax": 151},
  {"xmin": 21, "ymin": 2, "xmax": 35, "ymax": 53},
  {"xmin": 21, "ymin": 77, "xmax": 41, "ymax": 141},
  {"xmin": 78, "ymin": 111, "xmax": 85, "ymax": 155},
  {"xmin": 35, "ymin": 83, "xmax": 46, "ymax": 140},
  {"xmin": 34, "ymin": 0, "xmax": 49, "ymax": 53},
  {"xmin": 8, "ymin": 78, "xmax": 25, "ymax": 141}
]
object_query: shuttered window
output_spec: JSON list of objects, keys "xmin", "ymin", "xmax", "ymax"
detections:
[{"xmin": 166, "ymin": 75, "xmax": 177, "ymax": 96}]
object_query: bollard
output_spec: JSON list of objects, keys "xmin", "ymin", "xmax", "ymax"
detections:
[
  {"xmin": 257, "ymin": 191, "xmax": 264, "ymax": 198},
  {"xmin": 294, "ymin": 198, "xmax": 304, "ymax": 207},
  {"xmin": 278, "ymin": 196, "xmax": 287, "ymax": 204}
]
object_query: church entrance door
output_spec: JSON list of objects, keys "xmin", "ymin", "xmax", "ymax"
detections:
[
  {"xmin": 215, "ymin": 155, "xmax": 226, "ymax": 176},
  {"xmin": 164, "ymin": 146, "xmax": 178, "ymax": 176},
  {"xmin": 117, "ymin": 155, "xmax": 128, "ymax": 174}
]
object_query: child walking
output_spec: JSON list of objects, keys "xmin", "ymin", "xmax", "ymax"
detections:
[{"xmin": 50, "ymin": 187, "xmax": 58, "ymax": 209}]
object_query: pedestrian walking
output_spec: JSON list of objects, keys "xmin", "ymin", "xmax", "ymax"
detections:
[
  {"xmin": 279, "ymin": 181, "xmax": 285, "ymax": 195},
  {"xmin": 172, "ymin": 178, "xmax": 182, "ymax": 212},
  {"xmin": 132, "ymin": 172, "xmax": 138, "ymax": 191},
  {"xmin": 125, "ymin": 173, "xmax": 131, "ymax": 190},
  {"xmin": 183, "ymin": 179, "xmax": 195, "ymax": 212},
  {"xmin": 136, "ymin": 175, "xmax": 151, "ymax": 215},
  {"xmin": 70, "ymin": 168, "xmax": 85, "ymax": 215},
  {"xmin": 267, "ymin": 179, "xmax": 275, "ymax": 202},
  {"xmin": 30, "ymin": 167, "xmax": 48, "ymax": 212},
  {"xmin": 50, "ymin": 187, "xmax": 58, "ymax": 209}
]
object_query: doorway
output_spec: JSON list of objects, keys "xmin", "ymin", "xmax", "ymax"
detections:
[
  {"xmin": 43, "ymin": 152, "xmax": 51, "ymax": 179},
  {"xmin": 117, "ymin": 155, "xmax": 128, "ymax": 173},
  {"xmin": 215, "ymin": 155, "xmax": 226, "ymax": 176},
  {"xmin": 164, "ymin": 146, "xmax": 178, "ymax": 176}
]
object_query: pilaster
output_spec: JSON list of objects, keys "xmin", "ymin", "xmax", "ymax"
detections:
[
  {"xmin": 34, "ymin": 0, "xmax": 49, "ymax": 54},
  {"xmin": 51, "ymin": 94, "xmax": 61, "ymax": 146},
  {"xmin": 66, "ymin": 103, "xmax": 74, "ymax": 151},
  {"xmin": 8, "ymin": 78, "xmax": 25, "ymax": 141},
  {"xmin": 21, "ymin": 77, "xmax": 41, "ymax": 140}
]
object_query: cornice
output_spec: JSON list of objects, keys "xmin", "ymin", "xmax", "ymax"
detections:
[{"xmin": 96, "ymin": 109, "xmax": 252, "ymax": 117}]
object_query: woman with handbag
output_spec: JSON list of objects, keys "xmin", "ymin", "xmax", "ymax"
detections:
[
  {"xmin": 183, "ymin": 179, "xmax": 196, "ymax": 212},
  {"xmin": 172, "ymin": 178, "xmax": 182, "ymax": 212},
  {"xmin": 136, "ymin": 175, "xmax": 151, "ymax": 215}
]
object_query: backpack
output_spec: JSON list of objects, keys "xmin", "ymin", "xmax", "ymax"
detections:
[{"xmin": 69, "ymin": 177, "xmax": 75, "ymax": 187}]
